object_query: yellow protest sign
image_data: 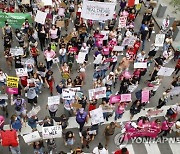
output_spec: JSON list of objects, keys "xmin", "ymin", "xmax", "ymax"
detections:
[{"xmin": 7, "ymin": 76, "xmax": 19, "ymax": 88}]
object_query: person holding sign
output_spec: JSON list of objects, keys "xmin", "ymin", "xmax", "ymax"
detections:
[
  {"xmin": 44, "ymin": 46, "xmax": 56, "ymax": 70},
  {"xmin": 45, "ymin": 70, "xmax": 55, "ymax": 96}
]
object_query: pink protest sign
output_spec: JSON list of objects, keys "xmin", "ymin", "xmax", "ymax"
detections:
[
  {"xmin": 141, "ymin": 90, "xmax": 149, "ymax": 103},
  {"xmin": 69, "ymin": 47, "xmax": 78, "ymax": 53},
  {"xmin": 94, "ymin": 34, "xmax": 104, "ymax": 39},
  {"xmin": 103, "ymin": 58, "xmax": 114, "ymax": 63},
  {"xmin": 109, "ymin": 95, "xmax": 121, "ymax": 104},
  {"xmin": 6, "ymin": 87, "xmax": 18, "ymax": 94},
  {"xmin": 120, "ymin": 94, "xmax": 131, "ymax": 102}
]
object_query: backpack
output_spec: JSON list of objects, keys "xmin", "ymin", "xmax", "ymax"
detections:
[{"xmin": 0, "ymin": 130, "xmax": 18, "ymax": 147}]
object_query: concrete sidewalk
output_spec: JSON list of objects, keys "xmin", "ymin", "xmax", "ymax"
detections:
[{"xmin": 151, "ymin": 0, "xmax": 180, "ymax": 49}]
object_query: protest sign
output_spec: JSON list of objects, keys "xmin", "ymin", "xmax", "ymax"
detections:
[
  {"xmin": 154, "ymin": 34, "xmax": 165, "ymax": 47},
  {"xmin": 72, "ymin": 103, "xmax": 82, "ymax": 109},
  {"xmin": 121, "ymin": 36, "xmax": 136, "ymax": 47},
  {"xmin": 69, "ymin": 47, "xmax": 78, "ymax": 53},
  {"xmin": 128, "ymin": 84, "xmax": 138, "ymax": 92},
  {"xmin": 90, "ymin": 107, "xmax": 104, "ymax": 125},
  {"xmin": 103, "ymin": 58, "xmax": 114, "ymax": 63},
  {"xmin": 41, "ymin": 0, "xmax": 52, "ymax": 6},
  {"xmin": 113, "ymin": 46, "xmax": 124, "ymax": 51},
  {"xmin": 52, "ymin": 15, "xmax": 58, "ymax": 24},
  {"xmin": 93, "ymin": 54, "xmax": 103, "ymax": 64},
  {"xmin": 169, "ymin": 86, "xmax": 180, "ymax": 96},
  {"xmin": 58, "ymin": 8, "xmax": 65, "ymax": 16},
  {"xmin": 53, "ymin": 57, "xmax": 59, "ymax": 64},
  {"xmin": 35, "ymin": 10, "xmax": 47, "ymax": 24},
  {"xmin": 77, "ymin": 52, "xmax": 86, "ymax": 64},
  {"xmin": 0, "ymin": 12, "xmax": 32, "ymax": 28},
  {"xmin": 101, "ymin": 31, "xmax": 109, "ymax": 40},
  {"xmin": 10, "ymin": 47, "xmax": 24, "ymax": 56},
  {"xmin": 22, "ymin": 0, "xmax": 30, "ymax": 4},
  {"xmin": 134, "ymin": 62, "xmax": 147, "ymax": 68},
  {"xmin": 141, "ymin": 90, "xmax": 149, "ymax": 103},
  {"xmin": 81, "ymin": 1, "xmax": 116, "ymax": 21},
  {"xmin": 56, "ymin": 20, "xmax": 64, "ymax": 27},
  {"xmin": 48, "ymin": 95, "xmax": 60, "ymax": 105},
  {"xmin": 0, "ymin": 94, "xmax": 8, "ymax": 100},
  {"xmin": 7, "ymin": 76, "xmax": 19, "ymax": 88},
  {"xmin": 60, "ymin": 2, "xmax": 67, "ymax": 8},
  {"xmin": 62, "ymin": 87, "xmax": 81, "ymax": 100},
  {"xmin": 64, "ymin": 33, "xmax": 73, "ymax": 44},
  {"xmin": 157, "ymin": 67, "xmax": 175, "ymax": 76},
  {"xmin": 42, "ymin": 125, "xmax": 62, "ymax": 139},
  {"xmin": 119, "ymin": 16, "xmax": 127, "ymax": 28},
  {"xmin": 23, "ymin": 58, "xmax": 34, "ymax": 65},
  {"xmin": 135, "ymin": 0, "xmax": 139, "ymax": 4},
  {"xmin": 6, "ymin": 87, "xmax": 18, "ymax": 94},
  {"xmin": 109, "ymin": 95, "xmax": 121, "ymax": 104},
  {"xmin": 88, "ymin": 87, "xmax": 106, "ymax": 100},
  {"xmin": 120, "ymin": 94, "xmax": 132, "ymax": 102},
  {"xmin": 27, "ymin": 106, "xmax": 41, "ymax": 118},
  {"xmin": 15, "ymin": 68, "xmax": 28, "ymax": 77},
  {"xmin": 23, "ymin": 131, "xmax": 41, "ymax": 143}
]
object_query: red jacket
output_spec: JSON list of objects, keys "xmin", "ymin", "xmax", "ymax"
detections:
[{"xmin": 175, "ymin": 59, "xmax": 180, "ymax": 69}]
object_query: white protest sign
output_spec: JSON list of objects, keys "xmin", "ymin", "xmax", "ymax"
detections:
[
  {"xmin": 27, "ymin": 106, "xmax": 41, "ymax": 118},
  {"xmin": 23, "ymin": 131, "xmax": 41, "ymax": 143},
  {"xmin": 22, "ymin": 0, "xmax": 30, "ymax": 4},
  {"xmin": 53, "ymin": 57, "xmax": 59, "ymax": 63},
  {"xmin": 88, "ymin": 87, "xmax": 106, "ymax": 100},
  {"xmin": 35, "ymin": 10, "xmax": 47, "ymax": 24},
  {"xmin": 169, "ymin": 86, "xmax": 180, "ymax": 96},
  {"xmin": 23, "ymin": 58, "xmax": 35, "ymax": 65},
  {"xmin": 134, "ymin": 62, "xmax": 147, "ymax": 68},
  {"xmin": 58, "ymin": 8, "xmax": 65, "ymax": 16},
  {"xmin": 90, "ymin": 107, "xmax": 104, "ymax": 125},
  {"xmin": 41, "ymin": 0, "xmax": 52, "ymax": 6},
  {"xmin": 0, "ymin": 94, "xmax": 8, "ymax": 100},
  {"xmin": 93, "ymin": 54, "xmax": 103, "ymax": 64},
  {"xmin": 48, "ymin": 95, "xmax": 60, "ymax": 105},
  {"xmin": 101, "ymin": 31, "xmax": 109, "ymax": 40},
  {"xmin": 52, "ymin": 15, "xmax": 58, "ymax": 24},
  {"xmin": 42, "ymin": 125, "xmax": 62, "ymax": 139},
  {"xmin": 77, "ymin": 52, "xmax": 86, "ymax": 64},
  {"xmin": 62, "ymin": 87, "xmax": 81, "ymax": 100},
  {"xmin": 10, "ymin": 47, "xmax": 24, "ymax": 56},
  {"xmin": 157, "ymin": 67, "xmax": 175, "ymax": 76},
  {"xmin": 81, "ymin": 0, "xmax": 116, "ymax": 21},
  {"xmin": 121, "ymin": 36, "xmax": 136, "ymax": 47},
  {"xmin": 155, "ymin": 34, "xmax": 165, "ymax": 47},
  {"xmin": 113, "ymin": 46, "xmax": 124, "ymax": 51},
  {"xmin": 15, "ymin": 68, "xmax": 28, "ymax": 77},
  {"xmin": 119, "ymin": 16, "xmax": 127, "ymax": 28},
  {"xmin": 135, "ymin": 0, "xmax": 139, "ymax": 4}
]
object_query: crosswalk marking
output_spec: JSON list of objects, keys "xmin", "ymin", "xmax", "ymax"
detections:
[
  {"xmin": 144, "ymin": 143, "xmax": 161, "ymax": 154},
  {"xmin": 169, "ymin": 143, "xmax": 180, "ymax": 154}
]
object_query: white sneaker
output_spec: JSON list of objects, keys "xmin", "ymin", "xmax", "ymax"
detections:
[{"xmin": 79, "ymin": 132, "xmax": 82, "ymax": 137}]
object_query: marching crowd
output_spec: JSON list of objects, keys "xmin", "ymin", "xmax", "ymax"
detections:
[{"xmin": 0, "ymin": 0, "xmax": 180, "ymax": 154}]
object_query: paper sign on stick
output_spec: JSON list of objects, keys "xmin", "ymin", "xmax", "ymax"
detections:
[
  {"xmin": 90, "ymin": 107, "xmax": 104, "ymax": 125},
  {"xmin": 48, "ymin": 95, "xmax": 60, "ymax": 105},
  {"xmin": 35, "ymin": 10, "xmax": 47, "ymax": 24},
  {"xmin": 42, "ymin": 125, "xmax": 62, "ymax": 139},
  {"xmin": 120, "ymin": 94, "xmax": 132, "ymax": 102},
  {"xmin": 23, "ymin": 131, "xmax": 41, "ymax": 143},
  {"xmin": 141, "ymin": 90, "xmax": 149, "ymax": 103},
  {"xmin": 109, "ymin": 95, "xmax": 121, "ymax": 104},
  {"xmin": 134, "ymin": 62, "xmax": 147, "ymax": 68},
  {"xmin": 62, "ymin": 87, "xmax": 81, "ymax": 100}
]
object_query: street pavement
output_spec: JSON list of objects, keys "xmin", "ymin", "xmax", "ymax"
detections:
[{"xmin": 0, "ymin": 2, "xmax": 180, "ymax": 154}]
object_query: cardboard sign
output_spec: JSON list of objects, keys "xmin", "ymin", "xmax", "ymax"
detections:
[
  {"xmin": 27, "ymin": 106, "xmax": 41, "ymax": 118},
  {"xmin": 15, "ymin": 68, "xmax": 28, "ymax": 77},
  {"xmin": 58, "ymin": 8, "xmax": 65, "ymax": 16},
  {"xmin": 72, "ymin": 103, "xmax": 82, "ymax": 109},
  {"xmin": 34, "ymin": 10, "xmax": 47, "ymax": 24},
  {"xmin": 119, "ymin": 16, "xmax": 127, "ymax": 28},
  {"xmin": 141, "ymin": 90, "xmax": 149, "ymax": 103},
  {"xmin": 6, "ymin": 87, "xmax": 18, "ymax": 94},
  {"xmin": 134, "ymin": 62, "xmax": 147, "ymax": 68},
  {"xmin": 154, "ymin": 34, "xmax": 165, "ymax": 47},
  {"xmin": 22, "ymin": 0, "xmax": 30, "ymax": 5},
  {"xmin": 23, "ymin": 131, "xmax": 41, "ymax": 143},
  {"xmin": 10, "ymin": 47, "xmax": 24, "ymax": 56},
  {"xmin": 90, "ymin": 107, "xmax": 104, "ymax": 125},
  {"xmin": 7, "ymin": 76, "xmax": 19, "ymax": 88},
  {"xmin": 56, "ymin": 20, "xmax": 64, "ymax": 27},
  {"xmin": 157, "ymin": 67, "xmax": 175, "ymax": 76},
  {"xmin": 0, "ymin": 94, "xmax": 8, "ymax": 100},
  {"xmin": 62, "ymin": 87, "xmax": 81, "ymax": 100},
  {"xmin": 88, "ymin": 87, "xmax": 106, "ymax": 100},
  {"xmin": 113, "ymin": 46, "xmax": 124, "ymax": 51},
  {"xmin": 120, "ymin": 94, "xmax": 132, "ymax": 102},
  {"xmin": 48, "ymin": 95, "xmax": 60, "ymax": 105},
  {"xmin": 109, "ymin": 95, "xmax": 121, "ymax": 104},
  {"xmin": 42, "ymin": 125, "xmax": 62, "ymax": 139},
  {"xmin": 64, "ymin": 33, "xmax": 73, "ymax": 44},
  {"xmin": 53, "ymin": 57, "xmax": 59, "ymax": 63},
  {"xmin": 60, "ymin": 2, "xmax": 67, "ymax": 8}
]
